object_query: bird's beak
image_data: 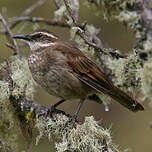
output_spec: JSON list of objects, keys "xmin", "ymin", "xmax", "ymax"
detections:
[{"xmin": 13, "ymin": 34, "xmax": 31, "ymax": 41}]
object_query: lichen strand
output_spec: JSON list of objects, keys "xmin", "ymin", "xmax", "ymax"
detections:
[
  {"xmin": 70, "ymin": 24, "xmax": 102, "ymax": 64},
  {"xmin": 0, "ymin": 81, "xmax": 10, "ymax": 100},
  {"xmin": 35, "ymin": 115, "xmax": 118, "ymax": 152},
  {"xmin": 54, "ymin": 0, "xmax": 78, "ymax": 24},
  {"xmin": 0, "ymin": 140, "xmax": 12, "ymax": 152},
  {"xmin": 98, "ymin": 93, "xmax": 112, "ymax": 111},
  {"xmin": 139, "ymin": 59, "xmax": 152, "ymax": 102},
  {"xmin": 99, "ymin": 0, "xmax": 146, "ymax": 45},
  {"xmin": 9, "ymin": 56, "xmax": 36, "ymax": 99},
  {"xmin": 88, "ymin": 0, "xmax": 150, "ymax": 58},
  {"xmin": 0, "ymin": 56, "xmax": 36, "ymax": 152},
  {"xmin": 107, "ymin": 53, "xmax": 141, "ymax": 92},
  {"xmin": 86, "ymin": 0, "xmax": 138, "ymax": 18},
  {"xmin": 54, "ymin": 5, "xmax": 66, "ymax": 21},
  {"xmin": 35, "ymin": 114, "xmax": 69, "ymax": 145},
  {"xmin": 141, "ymin": 40, "xmax": 152, "ymax": 59},
  {"xmin": 0, "ymin": 100, "xmax": 20, "ymax": 152}
]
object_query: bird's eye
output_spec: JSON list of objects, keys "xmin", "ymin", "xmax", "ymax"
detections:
[
  {"xmin": 36, "ymin": 33, "xmax": 43, "ymax": 38},
  {"xmin": 32, "ymin": 33, "xmax": 43, "ymax": 39}
]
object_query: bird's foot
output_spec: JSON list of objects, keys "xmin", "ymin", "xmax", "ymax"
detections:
[
  {"xmin": 63, "ymin": 115, "xmax": 77, "ymax": 129},
  {"xmin": 45, "ymin": 105, "xmax": 56, "ymax": 119}
]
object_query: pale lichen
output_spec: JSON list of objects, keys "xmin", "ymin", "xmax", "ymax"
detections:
[
  {"xmin": 107, "ymin": 53, "xmax": 141, "ymax": 93},
  {"xmin": 0, "ymin": 81, "xmax": 10, "ymax": 100},
  {"xmin": 9, "ymin": 56, "xmax": 36, "ymax": 99},
  {"xmin": 98, "ymin": 93, "xmax": 112, "ymax": 111},
  {"xmin": 139, "ymin": 59, "xmax": 152, "ymax": 102},
  {"xmin": 54, "ymin": 0, "xmax": 79, "ymax": 24},
  {"xmin": 70, "ymin": 24, "xmax": 101, "ymax": 62},
  {"xmin": 0, "ymin": 56, "xmax": 36, "ymax": 152},
  {"xmin": 115, "ymin": 11, "xmax": 140, "ymax": 30},
  {"xmin": 143, "ymin": 40, "xmax": 152, "ymax": 53},
  {"xmin": 54, "ymin": 5, "xmax": 66, "ymax": 21},
  {"xmin": 35, "ymin": 115, "xmax": 118, "ymax": 152},
  {"xmin": 85, "ymin": 24, "xmax": 100, "ymax": 41},
  {"xmin": 35, "ymin": 114, "xmax": 69, "ymax": 145},
  {"xmin": 0, "ymin": 98, "xmax": 20, "ymax": 152}
]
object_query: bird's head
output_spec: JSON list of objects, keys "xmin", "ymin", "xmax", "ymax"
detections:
[{"xmin": 13, "ymin": 29, "xmax": 58, "ymax": 51}]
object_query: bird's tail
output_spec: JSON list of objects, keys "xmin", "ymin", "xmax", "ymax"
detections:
[
  {"xmin": 108, "ymin": 86, "xmax": 144, "ymax": 112},
  {"xmin": 75, "ymin": 73, "xmax": 144, "ymax": 112}
]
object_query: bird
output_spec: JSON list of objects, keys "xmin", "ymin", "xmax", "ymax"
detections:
[{"xmin": 13, "ymin": 29, "xmax": 144, "ymax": 121}]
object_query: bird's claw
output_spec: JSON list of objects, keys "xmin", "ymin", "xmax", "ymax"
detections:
[
  {"xmin": 63, "ymin": 115, "xmax": 77, "ymax": 129},
  {"xmin": 45, "ymin": 105, "xmax": 55, "ymax": 119}
]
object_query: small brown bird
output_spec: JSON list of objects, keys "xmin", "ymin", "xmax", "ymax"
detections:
[{"xmin": 13, "ymin": 29, "xmax": 144, "ymax": 121}]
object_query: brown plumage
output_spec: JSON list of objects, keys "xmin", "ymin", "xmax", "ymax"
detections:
[
  {"xmin": 13, "ymin": 29, "xmax": 144, "ymax": 120},
  {"xmin": 53, "ymin": 42, "xmax": 144, "ymax": 112}
]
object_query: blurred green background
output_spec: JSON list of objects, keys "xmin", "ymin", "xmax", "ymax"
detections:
[{"xmin": 0, "ymin": 0, "xmax": 152, "ymax": 152}]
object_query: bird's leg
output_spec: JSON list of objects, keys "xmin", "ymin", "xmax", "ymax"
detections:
[
  {"xmin": 72, "ymin": 98, "xmax": 85, "ymax": 121},
  {"xmin": 52, "ymin": 99, "xmax": 65, "ymax": 109},
  {"xmin": 46, "ymin": 99, "xmax": 65, "ymax": 117},
  {"xmin": 65, "ymin": 98, "xmax": 85, "ymax": 127}
]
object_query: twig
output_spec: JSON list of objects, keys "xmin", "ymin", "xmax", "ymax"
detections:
[
  {"xmin": 2, "ymin": 15, "xmax": 106, "ymax": 55},
  {"xmin": 72, "ymin": 0, "xmax": 80, "ymax": 22},
  {"xmin": 10, "ymin": 17, "xmax": 105, "ymax": 56},
  {"xmin": 80, "ymin": 32, "xmax": 126, "ymax": 58},
  {"xmin": 87, "ymin": 0, "xmax": 100, "ymax": 8},
  {"xmin": 63, "ymin": 0, "xmax": 77, "ymax": 25},
  {"xmin": 10, "ymin": 95, "xmax": 72, "ymax": 119},
  {"xmin": 63, "ymin": 0, "xmax": 125, "ymax": 58},
  {"xmin": 87, "ymin": 0, "xmax": 152, "ymax": 61},
  {"xmin": 0, "ymin": 0, "xmax": 124, "ymax": 59},
  {"xmin": 3, "ymin": 0, "xmax": 48, "ymax": 31},
  {"xmin": 0, "ymin": 59, "xmax": 116, "ymax": 151},
  {"xmin": 18, "ymin": 22, "xmax": 29, "ymax": 33},
  {"xmin": 21, "ymin": 0, "xmax": 48, "ymax": 16},
  {"xmin": 53, "ymin": 0, "xmax": 61, "ymax": 9},
  {"xmin": 0, "ymin": 13, "xmax": 21, "ymax": 58},
  {"xmin": 9, "ymin": 16, "xmax": 70, "ymax": 28},
  {"xmin": 8, "ymin": 16, "xmax": 125, "ymax": 59},
  {"xmin": 5, "ymin": 43, "xmax": 16, "ymax": 52},
  {"xmin": 92, "ymin": 35, "xmax": 104, "ymax": 49},
  {"xmin": 9, "ymin": 95, "xmax": 115, "ymax": 152}
]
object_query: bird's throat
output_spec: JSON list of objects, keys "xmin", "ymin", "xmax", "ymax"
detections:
[{"xmin": 27, "ymin": 41, "xmax": 55, "ymax": 51}]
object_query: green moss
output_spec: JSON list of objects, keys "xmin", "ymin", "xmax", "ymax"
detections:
[{"xmin": 25, "ymin": 111, "xmax": 35, "ymax": 121}]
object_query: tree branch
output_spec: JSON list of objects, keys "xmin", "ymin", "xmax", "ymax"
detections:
[
  {"xmin": 63, "ymin": 0, "xmax": 126, "ymax": 59},
  {"xmin": 1, "ymin": 0, "xmax": 150, "ymax": 151},
  {"xmin": 9, "ymin": 16, "xmax": 70, "ymax": 28},
  {"xmin": 0, "ymin": 13, "xmax": 21, "ymax": 58},
  {"xmin": 10, "ymin": 0, "xmax": 48, "ymax": 30},
  {"xmin": 0, "ymin": 0, "xmax": 48, "ymax": 33},
  {"xmin": 0, "ymin": 60, "xmax": 116, "ymax": 152}
]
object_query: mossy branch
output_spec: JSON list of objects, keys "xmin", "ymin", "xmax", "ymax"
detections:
[
  {"xmin": 9, "ymin": 95, "xmax": 117, "ymax": 152},
  {"xmin": 0, "ymin": 57, "xmax": 118, "ymax": 152},
  {"xmin": 0, "ymin": 0, "xmax": 152, "ymax": 151}
]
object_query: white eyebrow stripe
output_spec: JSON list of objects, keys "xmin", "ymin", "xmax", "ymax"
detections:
[{"xmin": 31, "ymin": 32, "xmax": 58, "ymax": 39}]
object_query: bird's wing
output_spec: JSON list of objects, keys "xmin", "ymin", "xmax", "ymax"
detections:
[{"xmin": 55, "ymin": 42, "xmax": 114, "ymax": 94}]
